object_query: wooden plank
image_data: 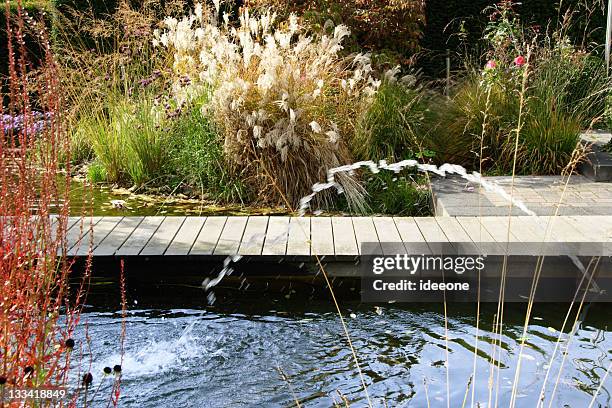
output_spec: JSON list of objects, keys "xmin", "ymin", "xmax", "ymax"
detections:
[
  {"xmin": 455, "ymin": 217, "xmax": 505, "ymax": 255},
  {"xmin": 414, "ymin": 217, "xmax": 449, "ymax": 254},
  {"xmin": 213, "ymin": 216, "xmax": 248, "ymax": 255},
  {"xmin": 565, "ymin": 216, "xmax": 612, "ymax": 242},
  {"xmin": 59, "ymin": 216, "xmax": 612, "ymax": 259},
  {"xmin": 94, "ymin": 217, "xmax": 144, "ymax": 256},
  {"xmin": 372, "ymin": 217, "xmax": 406, "ymax": 255},
  {"xmin": 311, "ymin": 217, "xmax": 334, "ymax": 256},
  {"xmin": 287, "ymin": 217, "xmax": 311, "ymax": 256},
  {"xmin": 65, "ymin": 217, "xmax": 82, "ymax": 231},
  {"xmin": 65, "ymin": 216, "xmax": 102, "ymax": 255},
  {"xmin": 191, "ymin": 216, "xmax": 227, "ymax": 255},
  {"xmin": 509, "ymin": 216, "xmax": 551, "ymax": 242},
  {"xmin": 541, "ymin": 216, "xmax": 589, "ymax": 241},
  {"xmin": 562, "ymin": 216, "xmax": 612, "ymax": 256},
  {"xmin": 238, "ymin": 216, "xmax": 269, "ymax": 256},
  {"xmin": 435, "ymin": 217, "xmax": 480, "ymax": 255},
  {"xmin": 478, "ymin": 217, "xmax": 521, "ymax": 242},
  {"xmin": 165, "ymin": 216, "xmax": 206, "ymax": 255},
  {"xmin": 72, "ymin": 217, "xmax": 123, "ymax": 256},
  {"xmin": 262, "ymin": 217, "xmax": 290, "ymax": 256},
  {"xmin": 520, "ymin": 216, "xmax": 578, "ymax": 242},
  {"xmin": 394, "ymin": 217, "xmax": 430, "ymax": 255},
  {"xmin": 477, "ymin": 217, "xmax": 533, "ymax": 255},
  {"xmin": 508, "ymin": 216, "xmax": 569, "ymax": 256},
  {"xmin": 141, "ymin": 217, "xmax": 186, "ymax": 256},
  {"xmin": 51, "ymin": 215, "xmax": 81, "ymax": 236},
  {"xmin": 115, "ymin": 216, "xmax": 164, "ymax": 256},
  {"xmin": 332, "ymin": 217, "xmax": 358, "ymax": 256},
  {"xmin": 556, "ymin": 215, "xmax": 598, "ymax": 255},
  {"xmin": 352, "ymin": 217, "xmax": 382, "ymax": 255},
  {"xmin": 531, "ymin": 216, "xmax": 592, "ymax": 256},
  {"xmin": 51, "ymin": 216, "xmax": 81, "ymax": 243}
]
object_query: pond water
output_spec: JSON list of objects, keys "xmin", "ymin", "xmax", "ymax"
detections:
[
  {"xmin": 73, "ymin": 278, "xmax": 611, "ymax": 408},
  {"xmin": 60, "ymin": 178, "xmax": 289, "ymax": 217}
]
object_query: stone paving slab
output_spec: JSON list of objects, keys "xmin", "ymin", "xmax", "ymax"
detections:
[
  {"xmin": 432, "ymin": 175, "xmax": 612, "ymax": 216},
  {"xmin": 580, "ymin": 131, "xmax": 612, "ymax": 182}
]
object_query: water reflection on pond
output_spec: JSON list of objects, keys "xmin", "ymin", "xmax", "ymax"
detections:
[{"xmin": 74, "ymin": 277, "xmax": 612, "ymax": 407}]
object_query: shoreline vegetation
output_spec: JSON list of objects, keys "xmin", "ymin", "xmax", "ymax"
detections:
[{"xmin": 3, "ymin": 0, "xmax": 608, "ymax": 216}]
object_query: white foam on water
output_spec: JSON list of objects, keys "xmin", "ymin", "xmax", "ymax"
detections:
[{"xmin": 94, "ymin": 319, "xmax": 217, "ymax": 378}]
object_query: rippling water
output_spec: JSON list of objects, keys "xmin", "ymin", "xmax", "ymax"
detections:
[{"xmin": 72, "ymin": 282, "xmax": 611, "ymax": 408}]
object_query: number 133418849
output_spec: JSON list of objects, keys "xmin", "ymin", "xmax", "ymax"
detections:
[{"xmin": 1, "ymin": 387, "xmax": 68, "ymax": 402}]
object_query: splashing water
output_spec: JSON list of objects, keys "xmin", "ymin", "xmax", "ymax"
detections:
[
  {"xmin": 202, "ymin": 255, "xmax": 243, "ymax": 303},
  {"xmin": 93, "ymin": 318, "xmax": 214, "ymax": 378},
  {"xmin": 74, "ymin": 302, "xmax": 612, "ymax": 408},
  {"xmin": 299, "ymin": 159, "xmax": 536, "ymax": 216},
  {"xmin": 201, "ymin": 159, "xmax": 538, "ymax": 302}
]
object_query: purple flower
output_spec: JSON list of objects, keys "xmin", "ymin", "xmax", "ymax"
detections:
[{"xmin": 1, "ymin": 111, "xmax": 53, "ymax": 135}]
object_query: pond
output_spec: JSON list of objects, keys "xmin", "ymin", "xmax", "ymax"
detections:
[
  {"xmin": 58, "ymin": 178, "xmax": 290, "ymax": 217},
  {"xmin": 73, "ymin": 276, "xmax": 611, "ymax": 407}
]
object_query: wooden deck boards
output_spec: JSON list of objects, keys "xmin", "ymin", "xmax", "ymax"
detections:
[
  {"xmin": 191, "ymin": 216, "xmax": 226, "ymax": 255},
  {"xmin": 213, "ymin": 216, "xmax": 248, "ymax": 255},
  {"xmin": 262, "ymin": 217, "xmax": 290, "ymax": 256},
  {"xmin": 71, "ymin": 216, "xmax": 123, "ymax": 256},
  {"xmin": 60, "ymin": 215, "xmax": 611, "ymax": 257},
  {"xmin": 238, "ymin": 216, "xmax": 269, "ymax": 255},
  {"xmin": 165, "ymin": 217, "xmax": 206, "ymax": 255},
  {"xmin": 94, "ymin": 217, "xmax": 144, "ymax": 256},
  {"xmin": 115, "ymin": 216, "xmax": 164, "ymax": 256},
  {"xmin": 141, "ymin": 217, "xmax": 186, "ymax": 256}
]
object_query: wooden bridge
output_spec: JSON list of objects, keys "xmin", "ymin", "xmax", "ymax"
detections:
[{"xmin": 61, "ymin": 215, "xmax": 612, "ymax": 258}]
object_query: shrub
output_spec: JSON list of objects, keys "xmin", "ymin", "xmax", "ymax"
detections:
[
  {"xmin": 50, "ymin": 0, "xmax": 119, "ymax": 53},
  {"xmin": 155, "ymin": 5, "xmax": 382, "ymax": 209},
  {"xmin": 605, "ymin": 93, "xmax": 612, "ymax": 132},
  {"xmin": 67, "ymin": 122, "xmax": 94, "ymax": 164},
  {"xmin": 428, "ymin": 75, "xmax": 518, "ymax": 169},
  {"xmin": 167, "ymin": 102, "xmax": 248, "ymax": 203},
  {"xmin": 331, "ymin": 170, "xmax": 431, "ymax": 216},
  {"xmin": 76, "ymin": 95, "xmax": 169, "ymax": 186},
  {"xmin": 354, "ymin": 75, "xmax": 430, "ymax": 161},
  {"xmin": 248, "ymin": 0, "xmax": 425, "ymax": 61},
  {"xmin": 428, "ymin": 1, "xmax": 610, "ymax": 175},
  {"xmin": 75, "ymin": 111, "xmax": 122, "ymax": 183},
  {"xmin": 363, "ymin": 171, "xmax": 431, "ymax": 216},
  {"xmin": 419, "ymin": 0, "xmax": 607, "ymax": 77},
  {"xmin": 53, "ymin": 0, "xmax": 178, "ymax": 129},
  {"xmin": 513, "ymin": 99, "xmax": 582, "ymax": 174},
  {"xmin": 531, "ymin": 52, "xmax": 610, "ymax": 128}
]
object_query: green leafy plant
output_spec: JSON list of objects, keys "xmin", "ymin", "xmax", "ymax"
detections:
[
  {"xmin": 87, "ymin": 161, "xmax": 108, "ymax": 183},
  {"xmin": 76, "ymin": 95, "xmax": 169, "ymax": 186},
  {"xmin": 429, "ymin": 1, "xmax": 608, "ymax": 175},
  {"xmin": 363, "ymin": 171, "xmax": 431, "ymax": 216},
  {"xmin": 604, "ymin": 93, "xmax": 612, "ymax": 132},
  {"xmin": 354, "ymin": 77, "xmax": 430, "ymax": 161},
  {"xmin": 167, "ymin": 104, "xmax": 248, "ymax": 204},
  {"xmin": 155, "ymin": 6, "xmax": 382, "ymax": 209},
  {"xmin": 331, "ymin": 170, "xmax": 431, "ymax": 216}
]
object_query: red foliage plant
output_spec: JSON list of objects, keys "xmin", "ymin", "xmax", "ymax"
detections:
[{"xmin": 0, "ymin": 1, "xmax": 93, "ymax": 402}]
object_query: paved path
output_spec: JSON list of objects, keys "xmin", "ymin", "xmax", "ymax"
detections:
[
  {"xmin": 60, "ymin": 215, "xmax": 612, "ymax": 257},
  {"xmin": 432, "ymin": 175, "xmax": 612, "ymax": 216}
]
